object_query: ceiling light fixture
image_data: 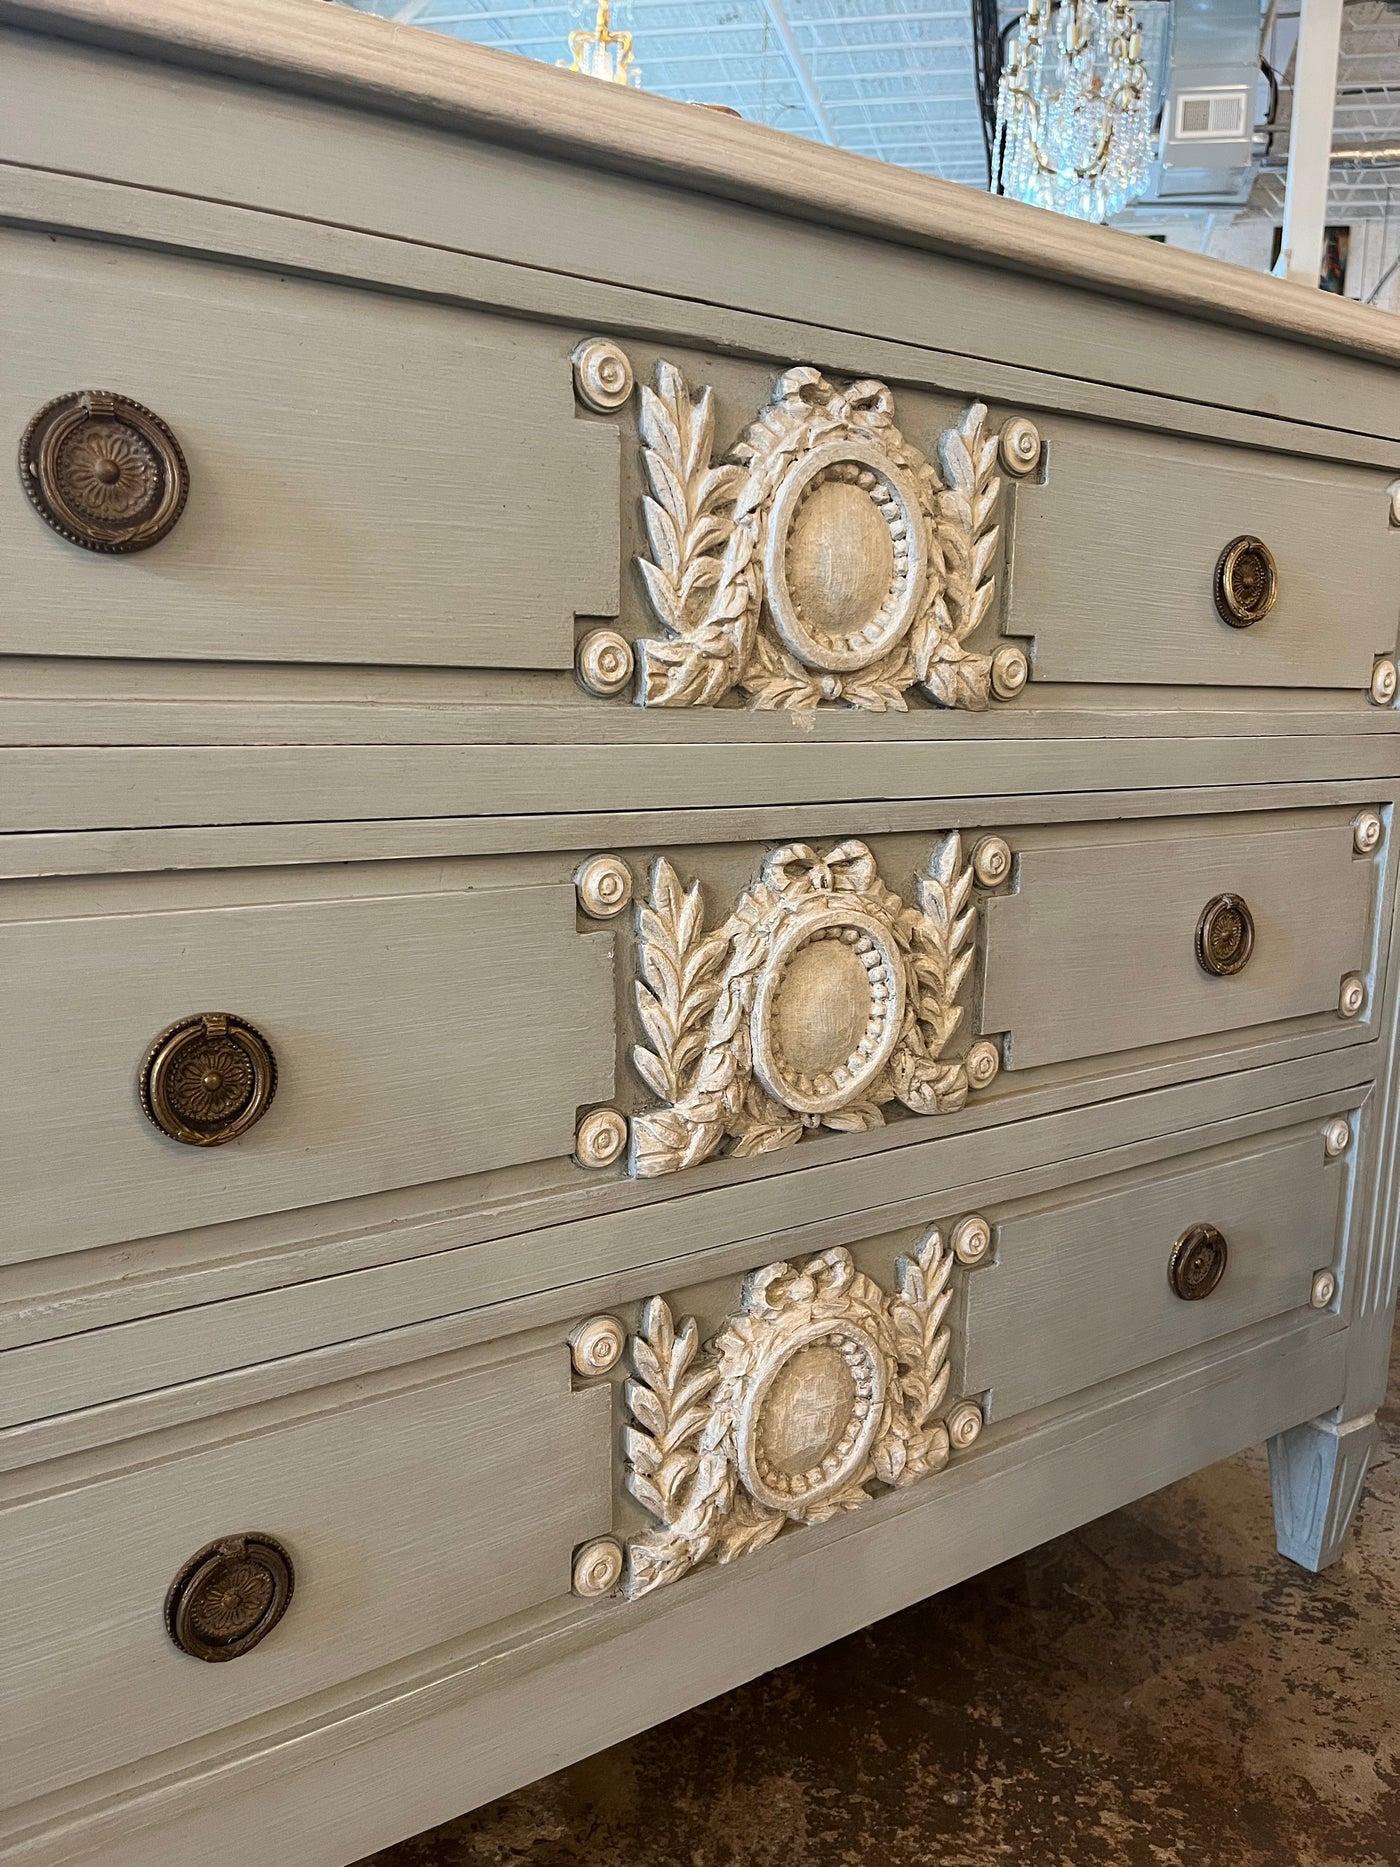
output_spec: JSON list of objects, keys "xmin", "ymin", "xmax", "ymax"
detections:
[
  {"xmin": 993, "ymin": 0, "xmax": 1153, "ymax": 222},
  {"xmin": 560, "ymin": 0, "xmax": 641, "ymax": 87}
]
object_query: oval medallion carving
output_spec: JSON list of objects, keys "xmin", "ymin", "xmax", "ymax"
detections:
[
  {"xmin": 622, "ymin": 1233, "xmax": 983, "ymax": 1597},
  {"xmin": 630, "ymin": 835, "xmax": 998, "ymax": 1178},
  {"xmin": 635, "ymin": 365, "xmax": 1026, "ymax": 711},
  {"xmin": 789, "ymin": 479, "xmax": 894, "ymax": 635},
  {"xmin": 763, "ymin": 441, "xmax": 930, "ymax": 673},
  {"xmin": 751, "ymin": 907, "xmax": 906, "ymax": 1115},
  {"xmin": 740, "ymin": 1319, "xmax": 887, "ymax": 1512}
]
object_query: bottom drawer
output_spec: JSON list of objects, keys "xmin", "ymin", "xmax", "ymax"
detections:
[
  {"xmin": 2, "ymin": 1336, "xmax": 612, "ymax": 1806},
  {"xmin": 964, "ymin": 1117, "xmax": 1346, "ymax": 1420},
  {"xmin": 0, "ymin": 1085, "xmax": 1358, "ymax": 1828},
  {"xmin": 607, "ymin": 1101, "xmax": 1351, "ymax": 1597}
]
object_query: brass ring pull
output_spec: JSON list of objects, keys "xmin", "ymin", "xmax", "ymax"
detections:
[
  {"xmin": 1214, "ymin": 535, "xmax": 1278, "ymax": 628},
  {"xmin": 139, "ymin": 1013, "xmax": 277, "ymax": 1147},
  {"xmin": 19, "ymin": 390, "xmax": 189, "ymax": 553},
  {"xmin": 1170, "ymin": 1223, "xmax": 1229, "ymax": 1301},
  {"xmin": 1196, "ymin": 893, "xmax": 1255, "ymax": 978},
  {"xmin": 165, "ymin": 1533, "xmax": 295, "ymax": 1662}
]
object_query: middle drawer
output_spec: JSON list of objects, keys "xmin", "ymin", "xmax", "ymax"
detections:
[{"xmin": 2, "ymin": 797, "xmax": 1386, "ymax": 1271}]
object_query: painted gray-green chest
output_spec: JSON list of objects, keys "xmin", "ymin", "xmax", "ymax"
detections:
[{"xmin": 1, "ymin": 5, "xmax": 1399, "ymax": 1865}]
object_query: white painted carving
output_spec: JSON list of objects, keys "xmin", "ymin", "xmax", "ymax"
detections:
[
  {"xmin": 576, "ymin": 627, "xmax": 635, "ymax": 696},
  {"xmin": 570, "ymin": 1314, "xmax": 627, "ymax": 1377},
  {"xmin": 575, "ymin": 1106, "xmax": 629, "ymax": 1168},
  {"xmin": 998, "ymin": 415, "xmax": 1042, "ymax": 476},
  {"xmin": 635, "ymin": 363, "xmax": 1022, "ymax": 712},
  {"xmin": 575, "ymin": 853, "xmax": 634, "ymax": 919},
  {"xmin": 622, "ymin": 1233, "xmax": 968, "ymax": 1597},
  {"xmin": 630, "ymin": 835, "xmax": 984, "ymax": 1179},
  {"xmin": 572, "ymin": 337, "xmax": 635, "ymax": 412},
  {"xmin": 572, "ymin": 1536, "xmax": 625, "ymax": 1596}
]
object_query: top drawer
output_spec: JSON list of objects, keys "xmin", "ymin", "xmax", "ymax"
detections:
[
  {"xmin": 1006, "ymin": 417, "xmax": 1400, "ymax": 692},
  {"xmin": 5, "ymin": 233, "xmax": 1397, "ymax": 715},
  {"xmin": 0, "ymin": 234, "xmax": 618, "ymax": 670}
]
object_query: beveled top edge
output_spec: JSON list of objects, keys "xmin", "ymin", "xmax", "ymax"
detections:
[{"xmin": 4, "ymin": 0, "xmax": 1400, "ymax": 368}]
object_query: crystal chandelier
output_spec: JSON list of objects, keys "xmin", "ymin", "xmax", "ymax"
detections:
[
  {"xmin": 560, "ymin": 0, "xmax": 641, "ymax": 87},
  {"xmin": 993, "ymin": 0, "xmax": 1153, "ymax": 223}
]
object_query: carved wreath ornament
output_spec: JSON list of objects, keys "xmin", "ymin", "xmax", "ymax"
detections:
[
  {"xmin": 630, "ymin": 835, "xmax": 997, "ymax": 1179},
  {"xmin": 635, "ymin": 362, "xmax": 1027, "ymax": 711},
  {"xmin": 623, "ymin": 1235, "xmax": 967, "ymax": 1597}
]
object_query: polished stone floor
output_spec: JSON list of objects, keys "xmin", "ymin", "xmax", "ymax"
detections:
[{"xmin": 360, "ymin": 1339, "xmax": 1399, "ymax": 1867}]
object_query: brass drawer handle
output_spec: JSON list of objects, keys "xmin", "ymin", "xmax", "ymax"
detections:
[
  {"xmin": 1196, "ymin": 893, "xmax": 1255, "ymax": 977},
  {"xmin": 1214, "ymin": 535, "xmax": 1278, "ymax": 628},
  {"xmin": 20, "ymin": 390, "xmax": 189, "ymax": 554},
  {"xmin": 139, "ymin": 1013, "xmax": 277, "ymax": 1147},
  {"xmin": 1170, "ymin": 1223, "xmax": 1229, "ymax": 1300},
  {"xmin": 165, "ymin": 1533, "xmax": 295, "ymax": 1663}
]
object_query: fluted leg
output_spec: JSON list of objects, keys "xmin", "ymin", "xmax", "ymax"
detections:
[{"xmin": 1268, "ymin": 1412, "xmax": 1378, "ymax": 1571}]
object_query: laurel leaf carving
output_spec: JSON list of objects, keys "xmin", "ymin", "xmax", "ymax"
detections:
[
  {"xmin": 622, "ymin": 1238, "xmax": 969, "ymax": 1596},
  {"xmin": 630, "ymin": 835, "xmax": 989, "ymax": 1175},
  {"xmin": 633, "ymin": 362, "xmax": 1026, "ymax": 716}
]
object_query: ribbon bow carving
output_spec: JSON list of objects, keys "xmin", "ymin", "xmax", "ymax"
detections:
[{"xmin": 764, "ymin": 841, "xmax": 879, "ymax": 900}]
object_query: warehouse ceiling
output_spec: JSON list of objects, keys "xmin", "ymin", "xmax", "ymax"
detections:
[
  {"xmin": 341, "ymin": 0, "xmax": 1400, "ymax": 221},
  {"xmin": 1259, "ymin": 0, "xmax": 1400, "ymax": 220}
]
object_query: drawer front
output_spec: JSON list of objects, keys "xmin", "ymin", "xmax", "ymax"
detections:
[
  {"xmin": 981, "ymin": 816, "xmax": 1376, "ymax": 1069},
  {"xmin": 1007, "ymin": 419, "xmax": 1400, "ymax": 690},
  {"xmin": 963, "ymin": 1121, "xmax": 1344, "ymax": 1418},
  {"xmin": 610, "ymin": 805, "xmax": 1380, "ymax": 1179},
  {"xmin": 586, "ymin": 1095, "xmax": 1352, "ymax": 1600},
  {"xmin": 6, "ymin": 263, "xmax": 1395, "ymax": 710},
  {"xmin": 0, "ymin": 234, "xmax": 617, "ymax": 667},
  {"xmin": 3, "ymin": 802, "xmax": 1383, "ymax": 1272},
  {"xmin": 0, "ymin": 1093, "xmax": 1352, "ymax": 1817},
  {"xmin": 3, "ymin": 883, "xmax": 614, "ymax": 1262},
  {"xmin": 1, "ymin": 1335, "xmax": 612, "ymax": 1806},
  {"xmin": 608, "ymin": 347, "xmax": 1397, "ymax": 715}
]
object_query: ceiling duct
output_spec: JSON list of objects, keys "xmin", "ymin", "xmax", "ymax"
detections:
[{"xmin": 1137, "ymin": 0, "xmax": 1264, "ymax": 208}]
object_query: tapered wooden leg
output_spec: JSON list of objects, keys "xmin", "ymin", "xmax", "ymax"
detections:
[{"xmin": 1268, "ymin": 1412, "xmax": 1378, "ymax": 1571}]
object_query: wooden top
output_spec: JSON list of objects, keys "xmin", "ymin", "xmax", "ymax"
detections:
[{"xmin": 3, "ymin": 0, "xmax": 1400, "ymax": 367}]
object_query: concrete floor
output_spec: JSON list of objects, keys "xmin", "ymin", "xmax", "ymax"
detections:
[{"xmin": 359, "ymin": 1335, "xmax": 1400, "ymax": 1867}]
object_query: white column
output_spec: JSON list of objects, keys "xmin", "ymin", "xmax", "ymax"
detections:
[{"xmin": 1277, "ymin": 0, "xmax": 1343, "ymax": 286}]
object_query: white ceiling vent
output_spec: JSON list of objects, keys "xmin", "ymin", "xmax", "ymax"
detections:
[{"xmin": 1173, "ymin": 87, "xmax": 1250, "ymax": 141}]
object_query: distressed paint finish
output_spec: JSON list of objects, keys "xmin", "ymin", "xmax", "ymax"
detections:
[
  {"xmin": 980, "ymin": 817, "xmax": 1376, "ymax": 1070},
  {"xmin": 0, "ymin": 5, "xmax": 1397, "ymax": 1867},
  {"xmin": 0, "ymin": 882, "xmax": 615, "ymax": 1259},
  {"xmin": 1269, "ymin": 1412, "xmax": 1380, "ymax": 1570},
  {"xmin": 1, "ymin": 1338, "xmax": 614, "ymax": 1807},
  {"xmin": 0, "ymin": 236, "xmax": 618, "ymax": 667},
  {"xmin": 964, "ymin": 1120, "xmax": 1346, "ymax": 1418},
  {"xmin": 1007, "ymin": 419, "xmax": 1400, "ymax": 689},
  {"xmin": 355, "ymin": 1337, "xmax": 1400, "ymax": 1867}
]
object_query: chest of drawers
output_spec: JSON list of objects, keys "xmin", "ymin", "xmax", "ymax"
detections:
[{"xmin": 2, "ymin": 5, "xmax": 1400, "ymax": 1865}]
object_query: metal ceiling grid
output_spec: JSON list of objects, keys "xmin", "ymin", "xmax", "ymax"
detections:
[
  {"xmin": 343, "ymin": 0, "xmax": 992, "ymax": 183},
  {"xmin": 1253, "ymin": 0, "xmax": 1400, "ymax": 221},
  {"xmin": 344, "ymin": 0, "xmax": 1400, "ymax": 232}
]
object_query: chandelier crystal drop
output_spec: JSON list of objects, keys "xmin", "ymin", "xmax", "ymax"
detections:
[
  {"xmin": 559, "ymin": 0, "xmax": 641, "ymax": 87},
  {"xmin": 993, "ymin": 0, "xmax": 1153, "ymax": 223}
]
